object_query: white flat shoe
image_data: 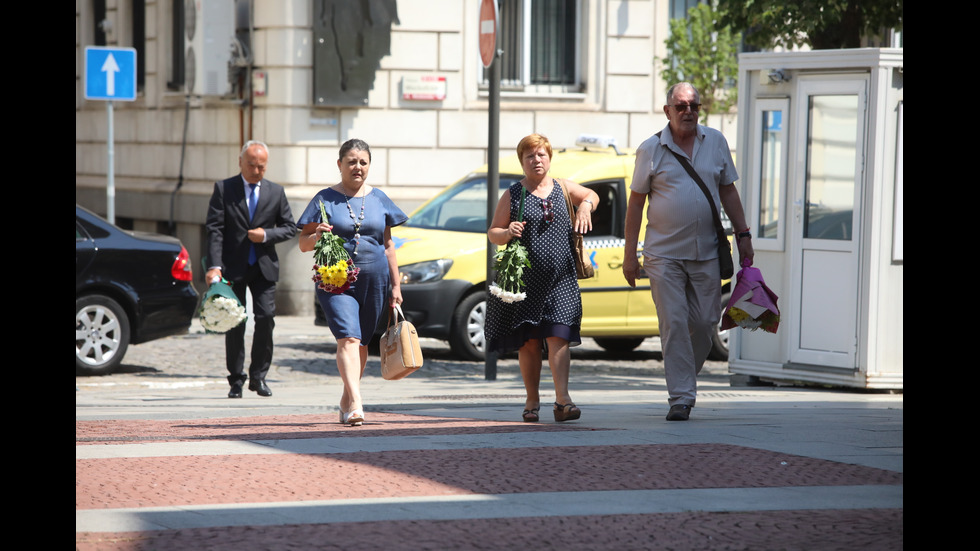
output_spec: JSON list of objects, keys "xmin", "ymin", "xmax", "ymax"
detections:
[{"xmin": 343, "ymin": 409, "xmax": 364, "ymax": 427}]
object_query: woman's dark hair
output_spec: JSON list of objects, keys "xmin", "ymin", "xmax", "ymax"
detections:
[{"xmin": 339, "ymin": 138, "xmax": 371, "ymax": 161}]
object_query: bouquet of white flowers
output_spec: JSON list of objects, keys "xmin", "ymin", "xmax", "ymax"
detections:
[
  {"xmin": 490, "ymin": 190, "xmax": 532, "ymax": 304},
  {"xmin": 489, "ymin": 239, "xmax": 530, "ymax": 304},
  {"xmin": 199, "ymin": 279, "xmax": 247, "ymax": 333}
]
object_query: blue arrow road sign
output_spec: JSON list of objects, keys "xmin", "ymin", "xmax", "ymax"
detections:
[{"xmin": 85, "ymin": 46, "xmax": 137, "ymax": 101}]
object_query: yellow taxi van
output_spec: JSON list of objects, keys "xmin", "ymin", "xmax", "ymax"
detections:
[{"xmin": 385, "ymin": 135, "xmax": 732, "ymax": 360}]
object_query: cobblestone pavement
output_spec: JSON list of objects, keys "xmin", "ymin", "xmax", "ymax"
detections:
[
  {"xmin": 76, "ymin": 317, "xmax": 902, "ymax": 550},
  {"xmin": 76, "ymin": 316, "xmax": 731, "ymax": 389}
]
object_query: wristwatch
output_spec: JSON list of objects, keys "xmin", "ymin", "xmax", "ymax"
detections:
[
  {"xmin": 581, "ymin": 199, "xmax": 594, "ymax": 212},
  {"xmin": 736, "ymin": 230, "xmax": 752, "ymax": 241}
]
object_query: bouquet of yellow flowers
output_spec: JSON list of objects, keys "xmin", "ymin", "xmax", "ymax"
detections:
[{"xmin": 312, "ymin": 200, "xmax": 360, "ymax": 294}]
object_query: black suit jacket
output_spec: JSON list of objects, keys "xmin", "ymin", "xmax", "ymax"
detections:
[{"xmin": 205, "ymin": 175, "xmax": 298, "ymax": 282}]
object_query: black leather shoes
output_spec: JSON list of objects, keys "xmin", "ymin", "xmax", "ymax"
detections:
[
  {"xmin": 249, "ymin": 380, "xmax": 272, "ymax": 397},
  {"xmin": 666, "ymin": 404, "xmax": 691, "ymax": 421},
  {"xmin": 228, "ymin": 382, "xmax": 244, "ymax": 398}
]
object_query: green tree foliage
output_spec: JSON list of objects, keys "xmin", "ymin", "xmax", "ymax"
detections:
[
  {"xmin": 660, "ymin": 3, "xmax": 740, "ymax": 119},
  {"xmin": 717, "ymin": 0, "xmax": 903, "ymax": 50}
]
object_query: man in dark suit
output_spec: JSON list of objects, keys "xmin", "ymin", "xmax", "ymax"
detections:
[{"xmin": 205, "ymin": 140, "xmax": 298, "ymax": 398}]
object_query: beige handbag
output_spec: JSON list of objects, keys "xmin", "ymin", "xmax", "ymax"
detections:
[{"xmin": 380, "ymin": 304, "xmax": 423, "ymax": 380}]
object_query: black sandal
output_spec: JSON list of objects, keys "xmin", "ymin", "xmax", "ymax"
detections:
[
  {"xmin": 553, "ymin": 402, "xmax": 581, "ymax": 422},
  {"xmin": 522, "ymin": 407, "xmax": 540, "ymax": 422}
]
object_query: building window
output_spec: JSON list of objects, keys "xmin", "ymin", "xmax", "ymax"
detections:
[
  {"xmin": 666, "ymin": 0, "xmax": 749, "ymax": 85},
  {"xmin": 669, "ymin": 0, "xmax": 701, "ymax": 20},
  {"xmin": 132, "ymin": 0, "xmax": 145, "ymax": 91},
  {"xmin": 168, "ymin": 0, "xmax": 186, "ymax": 91},
  {"xmin": 482, "ymin": 0, "xmax": 580, "ymax": 93},
  {"xmin": 93, "ymin": 0, "xmax": 107, "ymax": 45}
]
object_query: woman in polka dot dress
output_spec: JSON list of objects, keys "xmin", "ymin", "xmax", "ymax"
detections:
[{"xmin": 485, "ymin": 134, "xmax": 600, "ymax": 423}]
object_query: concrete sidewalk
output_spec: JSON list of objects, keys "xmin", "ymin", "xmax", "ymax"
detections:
[{"xmin": 76, "ymin": 317, "xmax": 903, "ymax": 550}]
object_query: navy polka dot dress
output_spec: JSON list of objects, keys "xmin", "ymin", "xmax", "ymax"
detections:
[{"xmin": 485, "ymin": 180, "xmax": 582, "ymax": 353}]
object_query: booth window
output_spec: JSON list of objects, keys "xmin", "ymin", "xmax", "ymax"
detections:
[
  {"xmin": 804, "ymin": 95, "xmax": 859, "ymax": 241},
  {"xmin": 751, "ymin": 98, "xmax": 789, "ymax": 250}
]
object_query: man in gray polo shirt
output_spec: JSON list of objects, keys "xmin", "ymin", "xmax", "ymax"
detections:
[{"xmin": 623, "ymin": 82, "xmax": 754, "ymax": 421}]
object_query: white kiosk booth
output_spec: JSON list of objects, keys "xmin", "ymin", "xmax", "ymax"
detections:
[{"xmin": 729, "ymin": 48, "xmax": 903, "ymax": 390}]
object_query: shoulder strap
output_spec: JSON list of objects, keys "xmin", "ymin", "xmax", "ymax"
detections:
[
  {"xmin": 556, "ymin": 179, "xmax": 575, "ymax": 222},
  {"xmin": 656, "ymin": 131, "xmax": 726, "ymax": 236},
  {"xmin": 518, "ymin": 185, "xmax": 525, "ymax": 222}
]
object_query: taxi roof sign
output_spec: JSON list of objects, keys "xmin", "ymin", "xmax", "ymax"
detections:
[{"xmin": 575, "ymin": 134, "xmax": 622, "ymax": 154}]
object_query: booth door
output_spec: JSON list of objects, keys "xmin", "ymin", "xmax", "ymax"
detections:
[{"xmin": 788, "ymin": 77, "xmax": 867, "ymax": 369}]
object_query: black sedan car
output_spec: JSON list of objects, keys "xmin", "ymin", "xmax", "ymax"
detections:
[{"xmin": 75, "ymin": 205, "xmax": 199, "ymax": 375}]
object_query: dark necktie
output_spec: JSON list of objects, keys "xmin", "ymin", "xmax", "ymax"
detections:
[{"xmin": 248, "ymin": 184, "xmax": 257, "ymax": 265}]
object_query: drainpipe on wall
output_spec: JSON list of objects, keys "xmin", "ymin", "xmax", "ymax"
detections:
[
  {"xmin": 247, "ymin": 0, "xmax": 254, "ymax": 143},
  {"xmin": 169, "ymin": 93, "xmax": 191, "ymax": 236}
]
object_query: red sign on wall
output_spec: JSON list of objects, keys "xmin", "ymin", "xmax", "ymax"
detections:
[{"xmin": 402, "ymin": 75, "xmax": 447, "ymax": 101}]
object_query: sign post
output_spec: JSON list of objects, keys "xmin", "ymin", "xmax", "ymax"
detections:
[
  {"xmin": 84, "ymin": 47, "xmax": 137, "ymax": 223},
  {"xmin": 480, "ymin": 0, "xmax": 500, "ymax": 380}
]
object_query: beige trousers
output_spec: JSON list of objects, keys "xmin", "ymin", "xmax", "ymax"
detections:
[{"xmin": 643, "ymin": 255, "xmax": 721, "ymax": 407}]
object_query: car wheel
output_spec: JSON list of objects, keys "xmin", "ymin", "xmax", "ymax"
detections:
[
  {"xmin": 708, "ymin": 293, "xmax": 731, "ymax": 361},
  {"xmin": 593, "ymin": 337, "xmax": 645, "ymax": 353},
  {"xmin": 76, "ymin": 295, "xmax": 131, "ymax": 375},
  {"xmin": 449, "ymin": 291, "xmax": 486, "ymax": 361}
]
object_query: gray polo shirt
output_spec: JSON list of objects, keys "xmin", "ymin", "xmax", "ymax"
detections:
[{"xmin": 630, "ymin": 124, "xmax": 738, "ymax": 261}]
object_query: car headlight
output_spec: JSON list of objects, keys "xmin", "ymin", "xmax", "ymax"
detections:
[{"xmin": 399, "ymin": 259, "xmax": 454, "ymax": 284}]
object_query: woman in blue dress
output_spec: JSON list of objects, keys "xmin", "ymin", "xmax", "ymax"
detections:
[{"xmin": 298, "ymin": 139, "xmax": 408, "ymax": 426}]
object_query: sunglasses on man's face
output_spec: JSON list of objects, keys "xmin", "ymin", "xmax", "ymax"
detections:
[{"xmin": 670, "ymin": 103, "xmax": 701, "ymax": 113}]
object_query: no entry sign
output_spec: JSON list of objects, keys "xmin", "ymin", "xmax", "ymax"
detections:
[{"xmin": 479, "ymin": 0, "xmax": 498, "ymax": 68}]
